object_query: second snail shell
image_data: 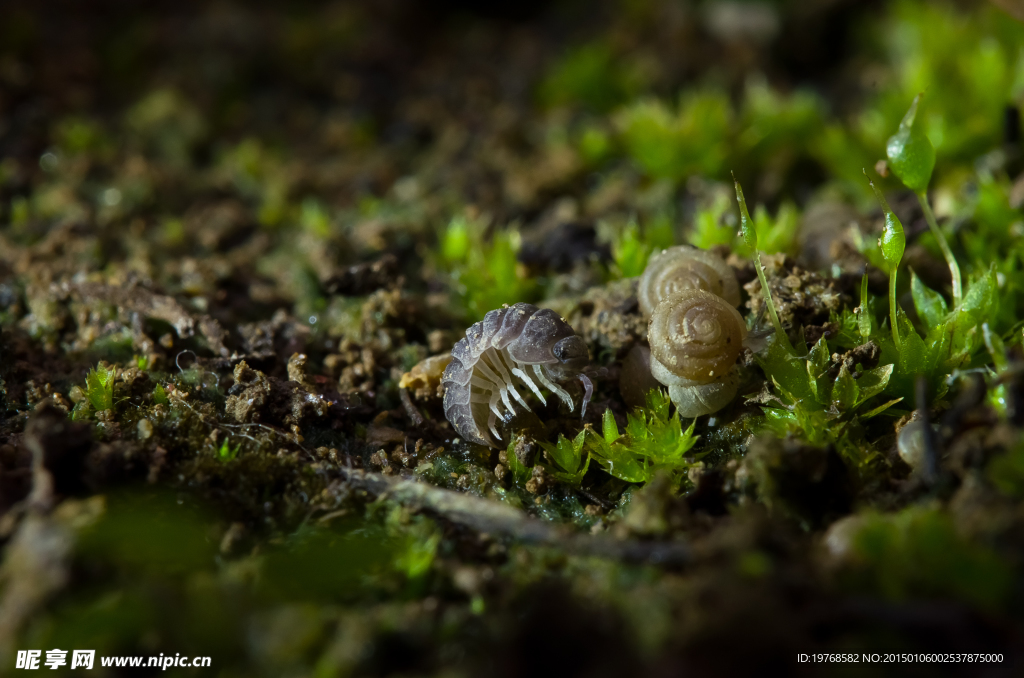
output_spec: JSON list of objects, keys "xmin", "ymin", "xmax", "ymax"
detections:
[
  {"xmin": 647, "ymin": 288, "xmax": 747, "ymax": 417},
  {"xmin": 638, "ymin": 245, "xmax": 740, "ymax": 317},
  {"xmin": 648, "ymin": 288, "xmax": 747, "ymax": 383}
]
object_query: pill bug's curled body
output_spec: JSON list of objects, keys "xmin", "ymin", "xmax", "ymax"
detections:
[
  {"xmin": 648, "ymin": 289, "xmax": 747, "ymax": 418},
  {"xmin": 442, "ymin": 303, "xmax": 593, "ymax": 448},
  {"xmin": 638, "ymin": 245, "xmax": 740, "ymax": 317}
]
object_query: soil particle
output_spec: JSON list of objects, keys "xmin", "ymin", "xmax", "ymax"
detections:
[
  {"xmin": 743, "ymin": 254, "xmax": 849, "ymax": 334},
  {"xmin": 564, "ymin": 278, "xmax": 647, "ymax": 361},
  {"xmin": 224, "ymin": 360, "xmax": 328, "ymax": 425},
  {"xmin": 828, "ymin": 342, "xmax": 881, "ymax": 378},
  {"xmin": 322, "ymin": 253, "xmax": 400, "ymax": 296}
]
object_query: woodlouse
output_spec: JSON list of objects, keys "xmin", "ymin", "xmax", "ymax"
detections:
[{"xmin": 441, "ymin": 303, "xmax": 593, "ymax": 447}]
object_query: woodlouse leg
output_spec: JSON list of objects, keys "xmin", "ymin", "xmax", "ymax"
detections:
[
  {"xmin": 513, "ymin": 364, "xmax": 547, "ymax": 405},
  {"xmin": 533, "ymin": 364, "xmax": 574, "ymax": 411},
  {"xmin": 491, "ymin": 349, "xmax": 531, "ymax": 413},
  {"xmin": 473, "ymin": 356, "xmax": 505, "ymax": 392},
  {"xmin": 471, "ymin": 366, "xmax": 512, "ymax": 421},
  {"xmin": 471, "ymin": 375, "xmax": 497, "ymax": 390},
  {"xmin": 487, "ymin": 408, "xmax": 501, "ymax": 442},
  {"xmin": 579, "ymin": 374, "xmax": 593, "ymax": 419},
  {"xmin": 488, "ymin": 389, "xmax": 506, "ymax": 423},
  {"xmin": 481, "ymin": 350, "xmax": 518, "ymax": 418},
  {"xmin": 499, "ymin": 387, "xmax": 516, "ymax": 419}
]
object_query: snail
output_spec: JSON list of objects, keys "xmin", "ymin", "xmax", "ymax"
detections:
[
  {"xmin": 896, "ymin": 411, "xmax": 938, "ymax": 474},
  {"xmin": 647, "ymin": 288, "xmax": 747, "ymax": 418},
  {"xmin": 637, "ymin": 245, "xmax": 740, "ymax": 317},
  {"xmin": 442, "ymin": 302, "xmax": 593, "ymax": 448}
]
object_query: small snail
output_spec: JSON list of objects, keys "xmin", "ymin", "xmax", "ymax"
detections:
[
  {"xmin": 638, "ymin": 245, "xmax": 740, "ymax": 317},
  {"xmin": 896, "ymin": 411, "xmax": 938, "ymax": 474},
  {"xmin": 442, "ymin": 303, "xmax": 593, "ymax": 448},
  {"xmin": 647, "ymin": 288, "xmax": 747, "ymax": 418}
]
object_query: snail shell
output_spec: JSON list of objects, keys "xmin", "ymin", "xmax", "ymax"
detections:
[
  {"xmin": 650, "ymin": 360, "xmax": 741, "ymax": 418},
  {"xmin": 638, "ymin": 245, "xmax": 740, "ymax": 317},
  {"xmin": 896, "ymin": 411, "xmax": 938, "ymax": 473},
  {"xmin": 648, "ymin": 289, "xmax": 746, "ymax": 383},
  {"xmin": 647, "ymin": 289, "xmax": 747, "ymax": 417}
]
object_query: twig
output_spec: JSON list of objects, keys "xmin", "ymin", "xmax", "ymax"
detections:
[
  {"xmin": 399, "ymin": 387, "xmax": 425, "ymax": 427},
  {"xmin": 336, "ymin": 467, "xmax": 691, "ymax": 567}
]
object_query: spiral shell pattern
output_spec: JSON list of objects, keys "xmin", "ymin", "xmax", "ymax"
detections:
[
  {"xmin": 648, "ymin": 289, "xmax": 746, "ymax": 384},
  {"xmin": 638, "ymin": 245, "xmax": 740, "ymax": 317}
]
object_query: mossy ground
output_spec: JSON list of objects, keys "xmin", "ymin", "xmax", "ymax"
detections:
[{"xmin": 2, "ymin": 1, "xmax": 1024, "ymax": 676}]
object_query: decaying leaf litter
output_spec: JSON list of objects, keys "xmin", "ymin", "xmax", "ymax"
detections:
[{"xmin": 2, "ymin": 0, "xmax": 1024, "ymax": 675}]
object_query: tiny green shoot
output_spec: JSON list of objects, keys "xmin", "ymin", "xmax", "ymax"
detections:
[
  {"xmin": 540, "ymin": 430, "xmax": 590, "ymax": 486},
  {"xmin": 217, "ymin": 438, "xmax": 240, "ymax": 461},
  {"xmin": 886, "ymin": 94, "xmax": 961, "ymax": 307},
  {"xmin": 734, "ymin": 177, "xmax": 796, "ymax": 356},
  {"xmin": 865, "ymin": 171, "xmax": 906, "ymax": 349}
]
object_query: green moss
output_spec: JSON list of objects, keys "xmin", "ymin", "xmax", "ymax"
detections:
[
  {"xmin": 540, "ymin": 430, "xmax": 590, "ymax": 486},
  {"xmin": 439, "ymin": 215, "xmax": 539, "ymax": 321},
  {"xmin": 839, "ymin": 507, "xmax": 1012, "ymax": 611},
  {"xmin": 617, "ymin": 90, "xmax": 731, "ymax": 182},
  {"xmin": 71, "ymin": 363, "xmax": 116, "ymax": 420},
  {"xmin": 987, "ymin": 441, "xmax": 1024, "ymax": 499},
  {"xmin": 608, "ymin": 215, "xmax": 674, "ymax": 279},
  {"xmin": 588, "ymin": 391, "xmax": 701, "ymax": 490},
  {"xmin": 538, "ymin": 41, "xmax": 642, "ymax": 112}
]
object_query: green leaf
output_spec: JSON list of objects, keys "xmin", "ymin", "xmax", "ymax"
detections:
[
  {"xmin": 572, "ymin": 429, "xmax": 587, "ymax": 457},
  {"xmin": 86, "ymin": 365, "xmax": 115, "ymax": 412},
  {"xmin": 505, "ymin": 440, "xmax": 533, "ymax": 484},
  {"xmin": 611, "ymin": 219, "xmax": 652, "ymax": 278},
  {"xmin": 71, "ymin": 400, "xmax": 93, "ymax": 422},
  {"xmin": 860, "ymin": 397, "xmax": 904, "ymax": 420},
  {"xmin": 806, "ymin": 337, "xmax": 831, "ymax": 404},
  {"xmin": 856, "ymin": 364, "xmax": 894, "ymax": 405},
  {"xmin": 911, "ymin": 270, "xmax": 948, "ymax": 328},
  {"xmin": 590, "ymin": 444, "xmax": 647, "ymax": 483},
  {"xmin": 959, "ymin": 267, "xmax": 998, "ymax": 318},
  {"xmin": 983, "ymin": 324, "xmax": 1009, "ymax": 373},
  {"xmin": 878, "ymin": 211, "xmax": 906, "ymax": 271},
  {"xmin": 831, "ymin": 364, "xmax": 860, "ymax": 412},
  {"xmin": 602, "ymin": 409, "xmax": 620, "ymax": 445},
  {"xmin": 865, "ymin": 171, "xmax": 905, "ymax": 270},
  {"xmin": 886, "ymin": 94, "xmax": 936, "ymax": 193},
  {"xmin": 734, "ymin": 177, "xmax": 757, "ymax": 252},
  {"xmin": 217, "ymin": 439, "xmax": 239, "ymax": 461},
  {"xmin": 441, "ymin": 216, "xmax": 471, "ymax": 263},
  {"xmin": 758, "ymin": 340, "xmax": 812, "ymax": 400},
  {"xmin": 895, "ymin": 306, "xmax": 929, "ymax": 373},
  {"xmin": 545, "ymin": 434, "xmax": 575, "ymax": 472},
  {"xmin": 542, "ymin": 430, "xmax": 590, "ymax": 484},
  {"xmin": 858, "ymin": 275, "xmax": 873, "ymax": 339},
  {"xmin": 687, "ymin": 193, "xmax": 733, "ymax": 249},
  {"xmin": 762, "ymin": 407, "xmax": 799, "ymax": 437}
]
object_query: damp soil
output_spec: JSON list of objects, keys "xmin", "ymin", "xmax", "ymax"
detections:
[{"xmin": 1, "ymin": 1, "xmax": 1023, "ymax": 676}]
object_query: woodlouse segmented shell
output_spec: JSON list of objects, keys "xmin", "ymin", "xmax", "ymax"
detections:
[{"xmin": 441, "ymin": 302, "xmax": 591, "ymax": 448}]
